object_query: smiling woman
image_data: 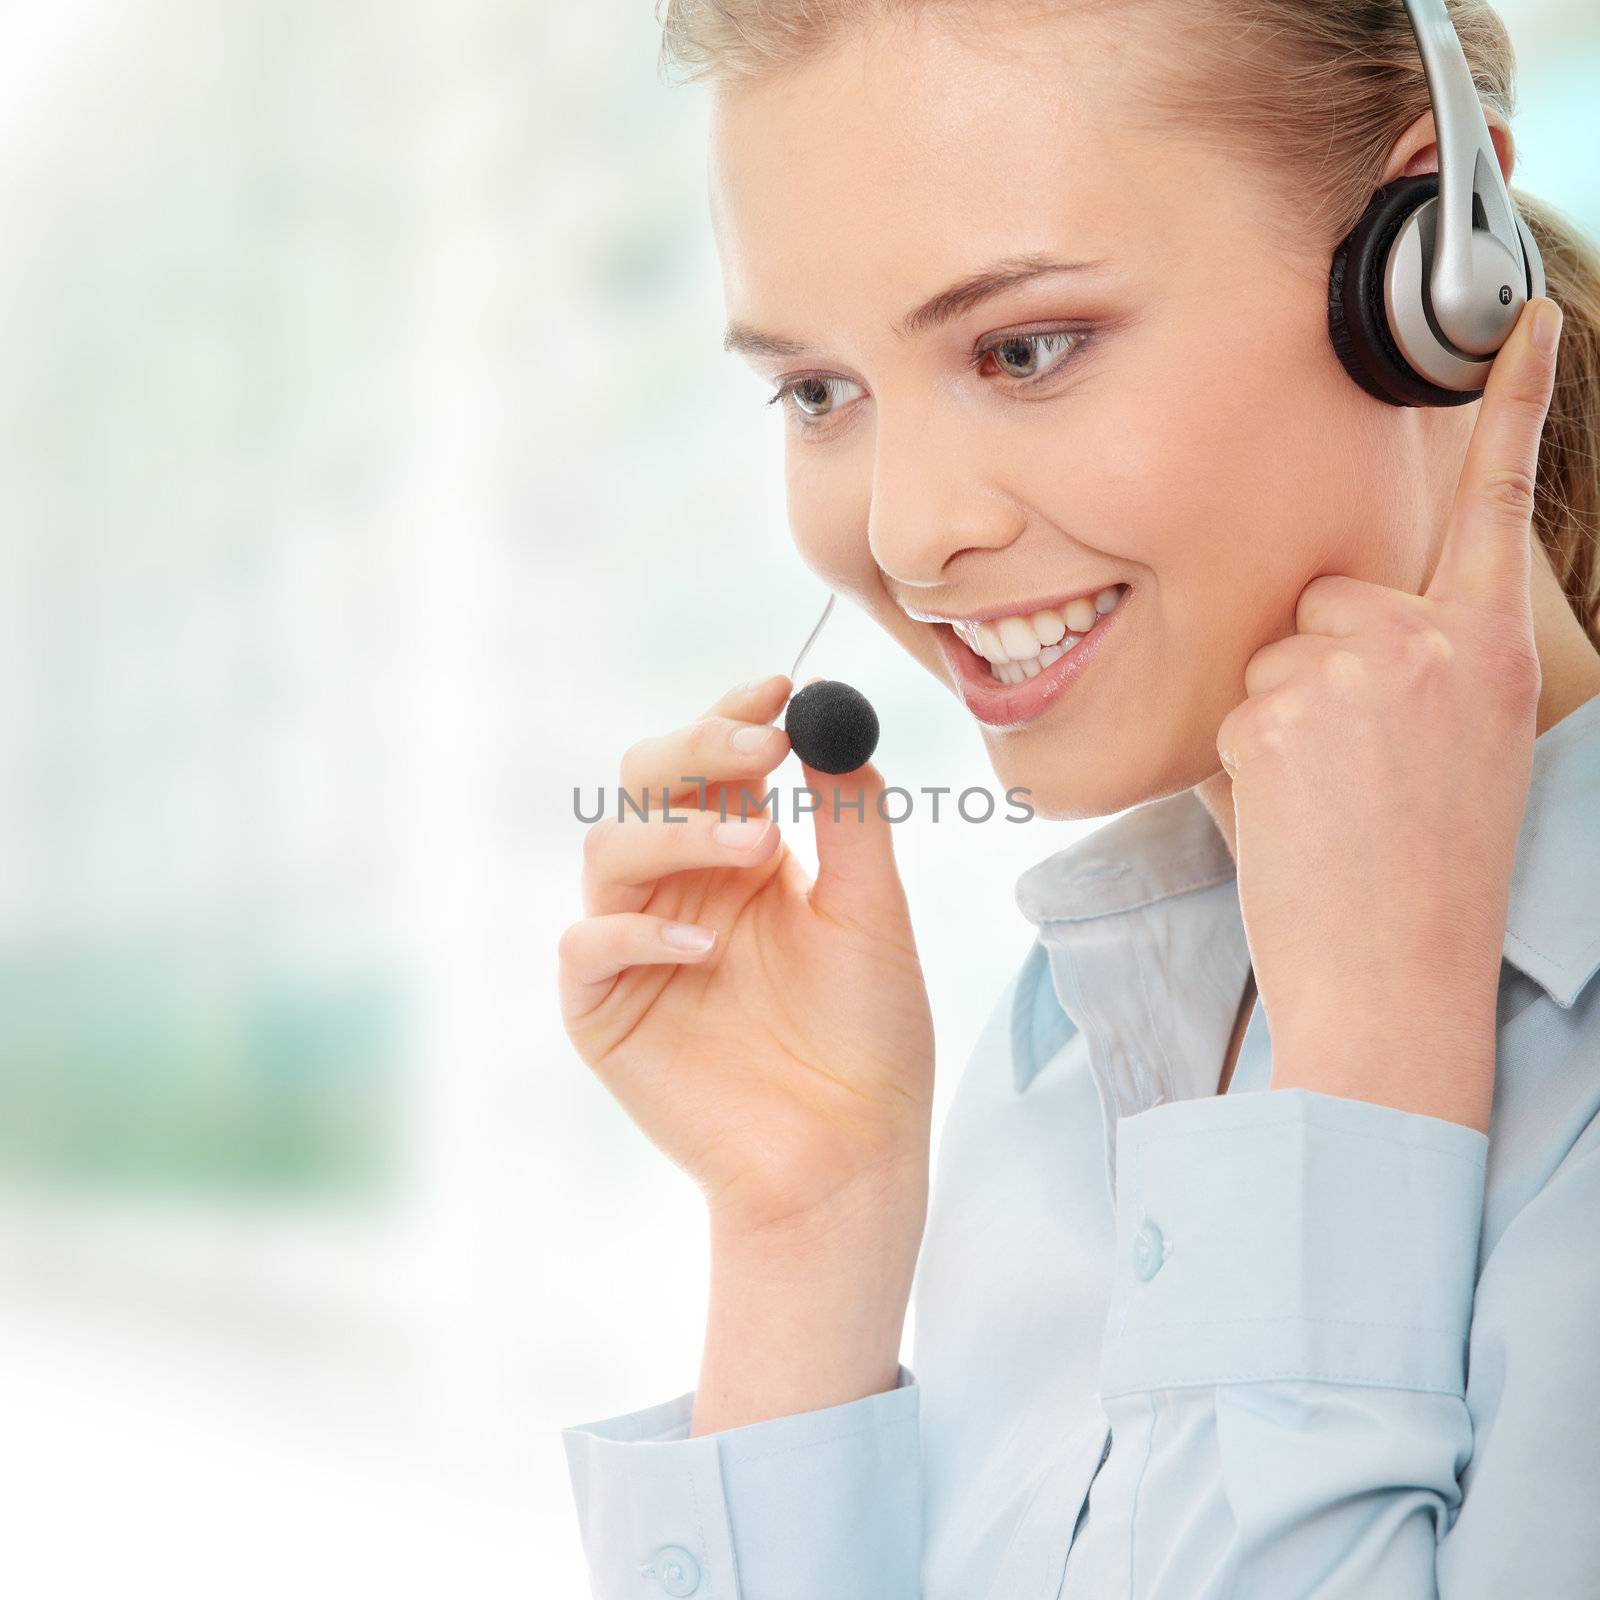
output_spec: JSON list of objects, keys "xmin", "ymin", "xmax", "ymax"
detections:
[{"xmin": 557, "ymin": 2, "xmax": 1600, "ymax": 1596}]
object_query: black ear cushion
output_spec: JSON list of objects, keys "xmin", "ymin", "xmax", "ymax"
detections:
[{"xmin": 1328, "ymin": 173, "xmax": 1480, "ymax": 409}]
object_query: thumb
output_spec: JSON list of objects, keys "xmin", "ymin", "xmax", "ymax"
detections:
[{"xmin": 803, "ymin": 758, "xmax": 910, "ymax": 932}]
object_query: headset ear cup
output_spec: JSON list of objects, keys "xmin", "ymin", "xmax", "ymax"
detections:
[{"xmin": 1327, "ymin": 173, "xmax": 1480, "ymax": 409}]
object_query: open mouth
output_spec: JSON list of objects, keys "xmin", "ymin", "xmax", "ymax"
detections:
[
  {"xmin": 946, "ymin": 582, "xmax": 1130, "ymax": 683},
  {"xmin": 929, "ymin": 581, "xmax": 1133, "ymax": 727}
]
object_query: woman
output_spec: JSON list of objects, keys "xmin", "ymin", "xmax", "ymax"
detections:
[{"xmin": 558, "ymin": 1, "xmax": 1600, "ymax": 1594}]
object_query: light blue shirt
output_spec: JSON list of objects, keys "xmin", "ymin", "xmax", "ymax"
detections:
[{"xmin": 563, "ymin": 688, "xmax": 1600, "ymax": 1599}]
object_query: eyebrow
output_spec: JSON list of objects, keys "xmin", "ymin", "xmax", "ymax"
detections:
[{"xmin": 721, "ymin": 253, "xmax": 1113, "ymax": 362}]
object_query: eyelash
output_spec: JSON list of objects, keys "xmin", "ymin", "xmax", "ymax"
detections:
[{"xmin": 766, "ymin": 327, "xmax": 1090, "ymax": 432}]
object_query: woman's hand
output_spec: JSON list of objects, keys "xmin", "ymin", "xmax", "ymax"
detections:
[
  {"xmin": 560, "ymin": 676, "xmax": 934, "ymax": 1430},
  {"xmin": 1216, "ymin": 295, "xmax": 1564, "ymax": 1134},
  {"xmin": 558, "ymin": 673, "xmax": 935, "ymax": 1250}
]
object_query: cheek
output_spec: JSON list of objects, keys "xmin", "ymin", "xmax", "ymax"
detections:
[
  {"xmin": 1104, "ymin": 344, "xmax": 1359, "ymax": 623},
  {"xmin": 785, "ymin": 449, "xmax": 877, "ymax": 598}
]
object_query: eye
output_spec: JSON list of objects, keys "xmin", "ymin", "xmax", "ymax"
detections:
[
  {"xmin": 767, "ymin": 374, "xmax": 865, "ymax": 426},
  {"xmin": 765, "ymin": 326, "xmax": 1090, "ymax": 435},
  {"xmin": 973, "ymin": 328, "xmax": 1087, "ymax": 384}
]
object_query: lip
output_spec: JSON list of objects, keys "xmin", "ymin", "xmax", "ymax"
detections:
[
  {"xmin": 901, "ymin": 582, "xmax": 1124, "ymax": 627},
  {"xmin": 930, "ymin": 585, "xmax": 1132, "ymax": 728}
]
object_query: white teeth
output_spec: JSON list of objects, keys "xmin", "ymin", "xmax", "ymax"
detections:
[
  {"xmin": 997, "ymin": 616, "xmax": 1041, "ymax": 660},
  {"xmin": 944, "ymin": 583, "xmax": 1127, "ymax": 683},
  {"xmin": 1063, "ymin": 596, "xmax": 1098, "ymax": 634},
  {"xmin": 1031, "ymin": 610, "xmax": 1067, "ymax": 647},
  {"xmin": 991, "ymin": 632, "xmax": 1086, "ymax": 683}
]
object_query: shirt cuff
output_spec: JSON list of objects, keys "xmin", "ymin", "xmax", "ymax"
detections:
[
  {"xmin": 1099, "ymin": 1087, "xmax": 1488, "ymax": 1400},
  {"xmin": 562, "ymin": 1366, "xmax": 921, "ymax": 1599}
]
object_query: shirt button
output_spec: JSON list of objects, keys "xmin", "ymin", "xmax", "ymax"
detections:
[
  {"xmin": 646, "ymin": 1546, "xmax": 700, "ymax": 1596},
  {"xmin": 1132, "ymin": 1218, "xmax": 1166, "ymax": 1281}
]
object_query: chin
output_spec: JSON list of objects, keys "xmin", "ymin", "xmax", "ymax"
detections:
[
  {"xmin": 985, "ymin": 751, "xmax": 1143, "ymax": 823},
  {"xmin": 984, "ymin": 741, "xmax": 1212, "ymax": 824}
]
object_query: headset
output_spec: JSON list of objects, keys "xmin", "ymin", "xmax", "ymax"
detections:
[
  {"xmin": 1329, "ymin": 0, "xmax": 1546, "ymax": 407},
  {"xmin": 785, "ymin": 0, "xmax": 1549, "ymax": 775}
]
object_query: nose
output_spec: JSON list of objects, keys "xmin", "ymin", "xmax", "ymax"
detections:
[{"xmin": 866, "ymin": 402, "xmax": 1024, "ymax": 588}]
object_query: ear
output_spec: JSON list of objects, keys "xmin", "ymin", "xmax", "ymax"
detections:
[{"xmin": 1380, "ymin": 107, "xmax": 1516, "ymax": 187}]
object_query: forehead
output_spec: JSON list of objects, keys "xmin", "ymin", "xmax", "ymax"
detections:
[{"xmin": 706, "ymin": 8, "xmax": 1207, "ymax": 317}]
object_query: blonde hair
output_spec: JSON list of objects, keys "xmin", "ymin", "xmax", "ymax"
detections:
[{"xmin": 657, "ymin": 0, "xmax": 1600, "ymax": 649}]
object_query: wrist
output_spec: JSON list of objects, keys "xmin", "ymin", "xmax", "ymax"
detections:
[
  {"xmin": 1268, "ymin": 1004, "xmax": 1498, "ymax": 1133},
  {"xmin": 692, "ymin": 1183, "xmax": 925, "ymax": 1438},
  {"xmin": 705, "ymin": 1148, "xmax": 929, "ymax": 1272}
]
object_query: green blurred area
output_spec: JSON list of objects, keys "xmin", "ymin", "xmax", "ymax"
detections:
[
  {"xmin": 0, "ymin": 948, "xmax": 405, "ymax": 1194},
  {"xmin": 0, "ymin": 1, "xmax": 425, "ymax": 1202}
]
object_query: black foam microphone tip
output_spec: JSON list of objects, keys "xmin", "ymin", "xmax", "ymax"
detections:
[{"xmin": 784, "ymin": 680, "xmax": 880, "ymax": 775}]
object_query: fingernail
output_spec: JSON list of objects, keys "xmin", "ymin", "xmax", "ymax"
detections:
[
  {"xmin": 730, "ymin": 724, "xmax": 772, "ymax": 752},
  {"xmin": 1532, "ymin": 298, "xmax": 1563, "ymax": 355},
  {"xmin": 735, "ymin": 674, "xmax": 777, "ymax": 697},
  {"xmin": 662, "ymin": 922, "xmax": 716, "ymax": 951},
  {"xmin": 712, "ymin": 818, "xmax": 771, "ymax": 848}
]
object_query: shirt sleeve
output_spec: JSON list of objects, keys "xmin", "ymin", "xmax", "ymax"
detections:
[
  {"xmin": 1094, "ymin": 1086, "xmax": 1490, "ymax": 1598},
  {"xmin": 561, "ymin": 1366, "xmax": 922, "ymax": 1599},
  {"xmin": 1435, "ymin": 1135, "xmax": 1600, "ymax": 1594}
]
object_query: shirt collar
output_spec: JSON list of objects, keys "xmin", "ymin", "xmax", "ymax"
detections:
[
  {"xmin": 1009, "ymin": 688, "xmax": 1600, "ymax": 1094},
  {"xmin": 1500, "ymin": 685, "xmax": 1600, "ymax": 1008}
]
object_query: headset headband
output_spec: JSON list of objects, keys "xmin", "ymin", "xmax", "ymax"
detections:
[
  {"xmin": 1404, "ymin": 0, "xmax": 1531, "ymax": 356},
  {"xmin": 1330, "ymin": 1, "xmax": 1545, "ymax": 405}
]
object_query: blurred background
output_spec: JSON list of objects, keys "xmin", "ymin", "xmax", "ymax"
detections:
[{"xmin": 0, "ymin": 0, "xmax": 1593, "ymax": 1592}]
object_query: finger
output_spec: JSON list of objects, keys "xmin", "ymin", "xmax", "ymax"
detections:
[
  {"xmin": 1290, "ymin": 572, "xmax": 1427, "ymax": 640},
  {"xmin": 618, "ymin": 713, "xmax": 791, "ymax": 803},
  {"xmin": 701, "ymin": 672, "xmax": 793, "ymax": 722},
  {"xmin": 1215, "ymin": 699, "xmax": 1264, "ymax": 781},
  {"xmin": 582, "ymin": 805, "xmax": 780, "ymax": 917},
  {"xmin": 1239, "ymin": 628, "xmax": 1398, "ymax": 700},
  {"xmin": 558, "ymin": 912, "xmax": 718, "ymax": 1022},
  {"xmin": 803, "ymin": 759, "xmax": 911, "ymax": 934},
  {"xmin": 1215, "ymin": 684, "xmax": 1296, "ymax": 781},
  {"xmin": 1242, "ymin": 630, "xmax": 1335, "ymax": 698},
  {"xmin": 1426, "ymin": 294, "xmax": 1562, "ymax": 613}
]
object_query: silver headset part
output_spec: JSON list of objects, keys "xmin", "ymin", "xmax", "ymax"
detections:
[
  {"xmin": 789, "ymin": 592, "xmax": 835, "ymax": 681},
  {"xmin": 1393, "ymin": 0, "xmax": 1546, "ymax": 391}
]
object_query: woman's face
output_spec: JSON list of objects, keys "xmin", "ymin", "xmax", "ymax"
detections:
[{"xmin": 706, "ymin": 8, "xmax": 1460, "ymax": 818}]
